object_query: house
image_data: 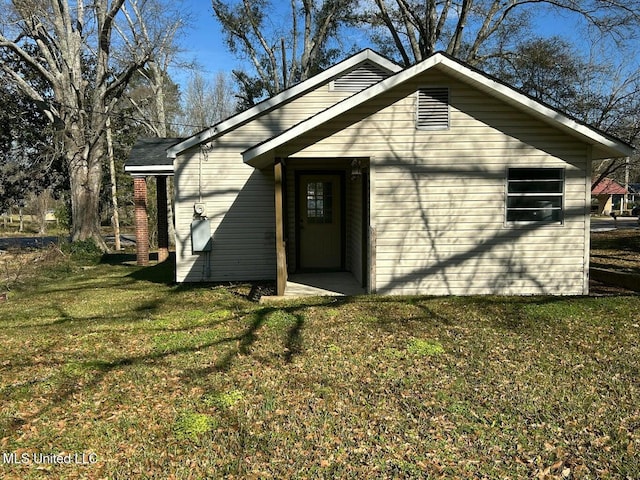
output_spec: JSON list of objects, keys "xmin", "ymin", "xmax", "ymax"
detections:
[
  {"xmin": 125, "ymin": 49, "xmax": 633, "ymax": 296},
  {"xmin": 591, "ymin": 177, "xmax": 628, "ymax": 215}
]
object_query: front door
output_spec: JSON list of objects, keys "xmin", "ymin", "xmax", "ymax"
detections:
[{"xmin": 298, "ymin": 174, "xmax": 342, "ymax": 270}]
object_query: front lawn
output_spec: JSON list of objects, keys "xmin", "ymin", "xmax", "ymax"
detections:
[{"xmin": 0, "ymin": 252, "xmax": 638, "ymax": 479}]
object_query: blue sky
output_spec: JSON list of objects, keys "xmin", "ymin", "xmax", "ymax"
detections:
[
  {"xmin": 171, "ymin": 1, "xmax": 636, "ymax": 90},
  {"xmin": 170, "ymin": 2, "xmax": 239, "ymax": 90}
]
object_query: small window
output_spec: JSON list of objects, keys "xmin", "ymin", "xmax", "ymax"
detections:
[
  {"xmin": 506, "ymin": 168, "xmax": 564, "ymax": 223},
  {"xmin": 417, "ymin": 87, "xmax": 449, "ymax": 130},
  {"xmin": 306, "ymin": 181, "xmax": 333, "ymax": 223}
]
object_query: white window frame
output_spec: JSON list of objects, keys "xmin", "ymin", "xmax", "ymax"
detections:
[
  {"xmin": 416, "ymin": 86, "xmax": 450, "ymax": 130},
  {"xmin": 505, "ymin": 167, "xmax": 565, "ymax": 225}
]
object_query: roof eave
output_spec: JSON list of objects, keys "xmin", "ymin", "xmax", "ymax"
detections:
[
  {"xmin": 124, "ymin": 164, "xmax": 174, "ymax": 176},
  {"xmin": 432, "ymin": 56, "xmax": 634, "ymax": 159},
  {"xmin": 168, "ymin": 49, "xmax": 402, "ymax": 159},
  {"xmin": 246, "ymin": 152, "xmax": 275, "ymax": 169},
  {"xmin": 591, "ymin": 143, "xmax": 634, "ymax": 160},
  {"xmin": 243, "ymin": 52, "xmax": 634, "ymax": 166}
]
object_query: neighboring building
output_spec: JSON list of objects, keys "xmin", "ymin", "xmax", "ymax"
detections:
[
  {"xmin": 591, "ymin": 177, "xmax": 628, "ymax": 215},
  {"xmin": 126, "ymin": 49, "xmax": 633, "ymax": 296}
]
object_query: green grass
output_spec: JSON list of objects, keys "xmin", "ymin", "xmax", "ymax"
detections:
[{"xmin": 0, "ymin": 254, "xmax": 639, "ymax": 479}]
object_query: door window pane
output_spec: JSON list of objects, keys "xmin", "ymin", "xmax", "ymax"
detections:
[{"xmin": 306, "ymin": 181, "xmax": 333, "ymax": 223}]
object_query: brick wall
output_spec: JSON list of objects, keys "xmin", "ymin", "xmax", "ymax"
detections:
[{"xmin": 134, "ymin": 177, "xmax": 149, "ymax": 266}]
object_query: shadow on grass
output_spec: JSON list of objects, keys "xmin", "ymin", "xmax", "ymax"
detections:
[
  {"xmin": 99, "ymin": 252, "xmax": 176, "ymax": 285},
  {"xmin": 102, "ymin": 252, "xmax": 281, "ymax": 301},
  {"xmin": 178, "ymin": 297, "xmax": 352, "ymax": 382},
  {"xmin": 2, "ymin": 296, "xmax": 334, "ymax": 429}
]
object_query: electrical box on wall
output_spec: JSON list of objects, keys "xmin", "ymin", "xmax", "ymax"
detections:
[{"xmin": 191, "ymin": 218, "xmax": 212, "ymax": 253}]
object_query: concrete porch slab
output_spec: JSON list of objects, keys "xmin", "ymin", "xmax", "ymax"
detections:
[{"xmin": 261, "ymin": 272, "xmax": 365, "ymax": 302}]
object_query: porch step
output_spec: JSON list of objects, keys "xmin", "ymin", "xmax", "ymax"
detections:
[{"xmin": 261, "ymin": 272, "xmax": 365, "ymax": 302}]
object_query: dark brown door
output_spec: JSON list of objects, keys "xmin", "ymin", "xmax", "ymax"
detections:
[{"xmin": 298, "ymin": 174, "xmax": 342, "ymax": 270}]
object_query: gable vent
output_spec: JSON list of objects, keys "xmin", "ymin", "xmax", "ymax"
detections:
[
  {"xmin": 332, "ymin": 62, "xmax": 392, "ymax": 92},
  {"xmin": 417, "ymin": 87, "xmax": 450, "ymax": 130}
]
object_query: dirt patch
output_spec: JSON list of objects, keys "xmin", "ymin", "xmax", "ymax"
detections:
[
  {"xmin": 0, "ymin": 245, "xmax": 66, "ymax": 290},
  {"xmin": 590, "ymin": 279, "xmax": 638, "ymax": 296},
  {"xmin": 589, "ymin": 229, "xmax": 640, "ymax": 295},
  {"xmin": 591, "ymin": 229, "xmax": 640, "ymax": 275}
]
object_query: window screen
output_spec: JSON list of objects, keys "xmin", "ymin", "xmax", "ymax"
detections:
[{"xmin": 506, "ymin": 168, "xmax": 564, "ymax": 223}]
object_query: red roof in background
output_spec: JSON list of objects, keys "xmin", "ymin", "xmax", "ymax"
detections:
[{"xmin": 592, "ymin": 177, "xmax": 628, "ymax": 195}]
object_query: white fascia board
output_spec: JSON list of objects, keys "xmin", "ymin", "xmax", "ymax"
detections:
[
  {"xmin": 124, "ymin": 165, "xmax": 174, "ymax": 175},
  {"xmin": 243, "ymin": 53, "xmax": 633, "ymax": 165},
  {"xmin": 434, "ymin": 57, "xmax": 634, "ymax": 158},
  {"xmin": 167, "ymin": 49, "xmax": 402, "ymax": 159}
]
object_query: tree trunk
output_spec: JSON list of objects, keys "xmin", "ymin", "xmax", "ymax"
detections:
[
  {"xmin": 106, "ymin": 117, "xmax": 121, "ymax": 251},
  {"xmin": 36, "ymin": 189, "xmax": 49, "ymax": 235},
  {"xmin": 68, "ymin": 148, "xmax": 107, "ymax": 249}
]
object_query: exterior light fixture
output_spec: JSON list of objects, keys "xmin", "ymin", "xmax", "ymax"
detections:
[{"xmin": 350, "ymin": 158, "xmax": 362, "ymax": 180}]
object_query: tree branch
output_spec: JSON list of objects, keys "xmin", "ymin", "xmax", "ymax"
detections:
[{"xmin": 374, "ymin": 0, "xmax": 411, "ymax": 66}]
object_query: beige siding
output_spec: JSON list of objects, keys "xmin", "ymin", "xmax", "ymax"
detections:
[
  {"xmin": 283, "ymin": 69, "xmax": 590, "ymax": 295},
  {"xmin": 176, "ymin": 66, "xmax": 593, "ymax": 295},
  {"xmin": 174, "ymin": 148, "xmax": 276, "ymax": 282},
  {"xmin": 174, "ymin": 84, "xmax": 352, "ymax": 282}
]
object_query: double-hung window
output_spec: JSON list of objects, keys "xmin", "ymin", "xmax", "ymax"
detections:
[{"xmin": 506, "ymin": 168, "xmax": 564, "ymax": 223}]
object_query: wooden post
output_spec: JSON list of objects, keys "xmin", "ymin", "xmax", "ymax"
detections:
[
  {"xmin": 274, "ymin": 159, "xmax": 287, "ymax": 296},
  {"xmin": 368, "ymin": 157, "xmax": 376, "ymax": 294},
  {"xmin": 156, "ymin": 175, "xmax": 169, "ymax": 263},
  {"xmin": 134, "ymin": 176, "xmax": 149, "ymax": 266},
  {"xmin": 369, "ymin": 226, "xmax": 377, "ymax": 294}
]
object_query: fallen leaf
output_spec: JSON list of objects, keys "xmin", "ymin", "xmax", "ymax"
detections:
[{"xmin": 551, "ymin": 459, "xmax": 564, "ymax": 471}]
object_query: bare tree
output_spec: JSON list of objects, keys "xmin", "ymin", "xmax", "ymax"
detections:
[
  {"xmin": 179, "ymin": 71, "xmax": 237, "ymax": 135},
  {"xmin": 359, "ymin": 0, "xmax": 640, "ymax": 66},
  {"xmin": 212, "ymin": 0, "xmax": 355, "ymax": 105},
  {"xmin": 28, "ymin": 188, "xmax": 53, "ymax": 235},
  {"xmin": 117, "ymin": 0, "xmax": 188, "ymax": 137},
  {"xmin": 0, "ymin": 0, "xmax": 161, "ymax": 247}
]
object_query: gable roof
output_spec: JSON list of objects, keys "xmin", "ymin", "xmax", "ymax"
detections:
[
  {"xmin": 166, "ymin": 49, "xmax": 401, "ymax": 159},
  {"xmin": 592, "ymin": 177, "xmax": 628, "ymax": 195},
  {"xmin": 243, "ymin": 51, "xmax": 634, "ymax": 168},
  {"xmin": 125, "ymin": 137, "xmax": 184, "ymax": 175}
]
